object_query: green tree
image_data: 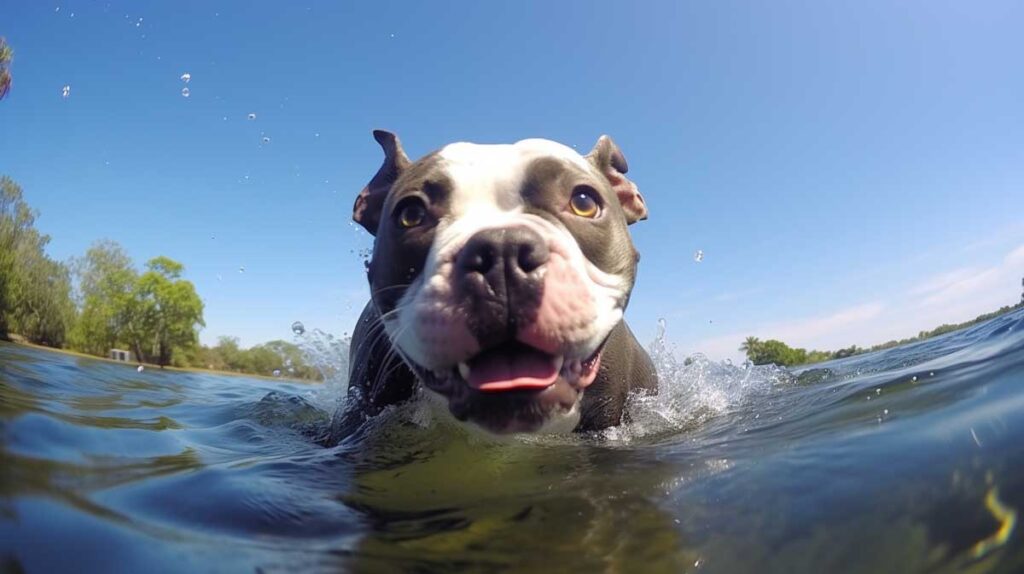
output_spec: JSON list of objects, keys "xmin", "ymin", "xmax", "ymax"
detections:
[
  {"xmin": 69, "ymin": 240, "xmax": 139, "ymax": 356},
  {"xmin": 0, "ymin": 176, "xmax": 35, "ymax": 336},
  {"xmin": 0, "ymin": 37, "xmax": 12, "ymax": 100},
  {"xmin": 0, "ymin": 176, "xmax": 75, "ymax": 345},
  {"xmin": 739, "ymin": 336, "xmax": 760, "ymax": 356},
  {"xmin": 9, "ymin": 239, "xmax": 75, "ymax": 346},
  {"xmin": 132, "ymin": 256, "xmax": 205, "ymax": 366}
]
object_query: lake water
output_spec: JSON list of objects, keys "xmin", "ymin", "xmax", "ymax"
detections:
[{"xmin": 2, "ymin": 310, "xmax": 1023, "ymax": 573}]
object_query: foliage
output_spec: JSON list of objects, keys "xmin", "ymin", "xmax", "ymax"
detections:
[
  {"xmin": 68, "ymin": 240, "xmax": 139, "ymax": 355},
  {"xmin": 69, "ymin": 244, "xmax": 204, "ymax": 366},
  {"xmin": 0, "ymin": 37, "xmax": 12, "ymax": 100},
  {"xmin": 181, "ymin": 336, "xmax": 322, "ymax": 380},
  {"xmin": 131, "ymin": 257, "xmax": 205, "ymax": 366},
  {"xmin": 0, "ymin": 176, "xmax": 73, "ymax": 345}
]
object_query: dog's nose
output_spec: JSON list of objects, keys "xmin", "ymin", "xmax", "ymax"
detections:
[{"xmin": 456, "ymin": 227, "xmax": 549, "ymax": 292}]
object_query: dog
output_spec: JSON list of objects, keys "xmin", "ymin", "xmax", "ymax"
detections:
[{"xmin": 331, "ymin": 130, "xmax": 657, "ymax": 438}]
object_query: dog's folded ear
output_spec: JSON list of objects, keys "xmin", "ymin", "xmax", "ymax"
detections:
[
  {"xmin": 353, "ymin": 129, "xmax": 411, "ymax": 235},
  {"xmin": 587, "ymin": 135, "xmax": 648, "ymax": 224}
]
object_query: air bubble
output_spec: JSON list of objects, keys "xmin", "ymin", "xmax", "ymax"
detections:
[
  {"xmin": 180, "ymin": 72, "xmax": 191, "ymax": 83},
  {"xmin": 61, "ymin": 85, "xmax": 71, "ymax": 99},
  {"xmin": 693, "ymin": 250, "xmax": 704, "ymax": 263},
  {"xmin": 247, "ymin": 112, "xmax": 256, "ymax": 120},
  {"xmin": 181, "ymin": 87, "xmax": 190, "ymax": 98},
  {"xmin": 261, "ymin": 136, "xmax": 271, "ymax": 144},
  {"xmin": 238, "ymin": 266, "xmax": 245, "ymax": 273},
  {"xmin": 291, "ymin": 321, "xmax": 306, "ymax": 336}
]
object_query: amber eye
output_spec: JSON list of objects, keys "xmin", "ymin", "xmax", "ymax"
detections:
[
  {"xmin": 569, "ymin": 187, "xmax": 601, "ymax": 218},
  {"xmin": 395, "ymin": 198, "xmax": 427, "ymax": 229}
]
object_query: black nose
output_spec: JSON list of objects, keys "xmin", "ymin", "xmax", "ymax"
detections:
[{"xmin": 456, "ymin": 226, "xmax": 549, "ymax": 297}]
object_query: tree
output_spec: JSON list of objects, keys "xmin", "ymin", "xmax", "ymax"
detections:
[
  {"xmin": 0, "ymin": 176, "xmax": 74, "ymax": 345},
  {"xmin": 0, "ymin": 37, "xmax": 12, "ymax": 100},
  {"xmin": 9, "ymin": 237, "xmax": 75, "ymax": 346},
  {"xmin": 739, "ymin": 336, "xmax": 760, "ymax": 356},
  {"xmin": 132, "ymin": 256, "xmax": 205, "ymax": 366},
  {"xmin": 0, "ymin": 176, "xmax": 36, "ymax": 337},
  {"xmin": 69, "ymin": 240, "xmax": 138, "ymax": 356}
]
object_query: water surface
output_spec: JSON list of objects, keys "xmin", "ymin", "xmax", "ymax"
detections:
[{"xmin": 2, "ymin": 311, "xmax": 1024, "ymax": 572}]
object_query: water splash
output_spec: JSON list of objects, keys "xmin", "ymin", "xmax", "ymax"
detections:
[
  {"xmin": 603, "ymin": 319, "xmax": 790, "ymax": 441},
  {"xmin": 292, "ymin": 328, "xmax": 351, "ymax": 410}
]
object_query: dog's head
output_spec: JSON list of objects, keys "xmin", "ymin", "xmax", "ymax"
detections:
[{"xmin": 354, "ymin": 130, "xmax": 648, "ymax": 434}]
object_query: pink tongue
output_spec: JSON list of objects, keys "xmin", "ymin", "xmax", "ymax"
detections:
[{"xmin": 466, "ymin": 345, "xmax": 560, "ymax": 392}]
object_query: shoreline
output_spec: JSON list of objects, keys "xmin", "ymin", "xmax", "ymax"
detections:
[{"xmin": 0, "ymin": 339, "xmax": 320, "ymax": 385}]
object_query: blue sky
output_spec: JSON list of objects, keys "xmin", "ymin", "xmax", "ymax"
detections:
[{"xmin": 2, "ymin": 1, "xmax": 1022, "ymax": 361}]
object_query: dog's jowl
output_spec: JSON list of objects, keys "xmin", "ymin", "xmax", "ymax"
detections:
[{"xmin": 333, "ymin": 130, "xmax": 657, "ymax": 437}]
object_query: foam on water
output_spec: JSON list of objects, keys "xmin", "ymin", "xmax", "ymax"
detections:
[
  {"xmin": 290, "ymin": 318, "xmax": 792, "ymax": 444},
  {"xmin": 604, "ymin": 321, "xmax": 791, "ymax": 442}
]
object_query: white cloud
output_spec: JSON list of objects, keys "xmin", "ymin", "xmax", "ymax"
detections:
[{"xmin": 686, "ymin": 243, "xmax": 1024, "ymax": 362}]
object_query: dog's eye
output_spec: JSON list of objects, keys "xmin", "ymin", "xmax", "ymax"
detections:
[
  {"xmin": 569, "ymin": 187, "xmax": 601, "ymax": 219},
  {"xmin": 395, "ymin": 198, "xmax": 427, "ymax": 229}
]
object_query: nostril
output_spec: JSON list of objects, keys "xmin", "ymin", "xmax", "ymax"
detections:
[
  {"xmin": 467, "ymin": 247, "xmax": 495, "ymax": 274},
  {"xmin": 517, "ymin": 243, "xmax": 547, "ymax": 273}
]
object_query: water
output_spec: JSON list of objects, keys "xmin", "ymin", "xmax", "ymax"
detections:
[{"xmin": 2, "ymin": 310, "xmax": 1024, "ymax": 573}]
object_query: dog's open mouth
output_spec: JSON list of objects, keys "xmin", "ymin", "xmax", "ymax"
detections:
[{"xmin": 454, "ymin": 340, "xmax": 602, "ymax": 392}]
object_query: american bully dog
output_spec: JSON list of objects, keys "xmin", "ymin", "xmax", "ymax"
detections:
[{"xmin": 332, "ymin": 130, "xmax": 657, "ymax": 438}]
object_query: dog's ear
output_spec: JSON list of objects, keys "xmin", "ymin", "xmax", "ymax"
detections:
[
  {"xmin": 353, "ymin": 129, "xmax": 411, "ymax": 235},
  {"xmin": 586, "ymin": 135, "xmax": 647, "ymax": 224}
]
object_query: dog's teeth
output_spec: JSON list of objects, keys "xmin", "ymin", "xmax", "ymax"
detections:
[{"xmin": 458, "ymin": 362, "xmax": 471, "ymax": 381}]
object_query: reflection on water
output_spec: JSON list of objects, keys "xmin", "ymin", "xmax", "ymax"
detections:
[{"xmin": 2, "ymin": 310, "xmax": 1024, "ymax": 572}]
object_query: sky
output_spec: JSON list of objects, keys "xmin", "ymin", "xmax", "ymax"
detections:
[{"xmin": 1, "ymin": 0, "xmax": 1022, "ymax": 362}]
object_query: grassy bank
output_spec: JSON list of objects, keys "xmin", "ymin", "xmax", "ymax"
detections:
[{"xmin": 1, "ymin": 338, "xmax": 321, "ymax": 385}]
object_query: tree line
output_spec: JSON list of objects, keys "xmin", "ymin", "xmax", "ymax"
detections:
[
  {"xmin": 740, "ymin": 300, "xmax": 1024, "ymax": 367},
  {"xmin": 0, "ymin": 175, "xmax": 322, "ymax": 381}
]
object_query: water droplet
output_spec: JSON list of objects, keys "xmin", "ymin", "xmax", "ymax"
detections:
[
  {"xmin": 180, "ymin": 72, "xmax": 191, "ymax": 83},
  {"xmin": 247, "ymin": 112, "xmax": 256, "ymax": 120},
  {"xmin": 883, "ymin": 409, "xmax": 889, "ymax": 415},
  {"xmin": 261, "ymin": 136, "xmax": 271, "ymax": 144},
  {"xmin": 911, "ymin": 375, "xmax": 918, "ymax": 382},
  {"xmin": 137, "ymin": 365, "xmax": 144, "ymax": 372},
  {"xmin": 272, "ymin": 369, "xmax": 282, "ymax": 377},
  {"xmin": 238, "ymin": 266, "xmax": 245, "ymax": 273},
  {"xmin": 693, "ymin": 249, "xmax": 704, "ymax": 263},
  {"xmin": 291, "ymin": 321, "xmax": 306, "ymax": 336},
  {"xmin": 216, "ymin": 274, "xmax": 222, "ymax": 281},
  {"xmin": 55, "ymin": 6, "xmax": 60, "ymax": 12},
  {"xmin": 181, "ymin": 87, "xmax": 190, "ymax": 98},
  {"xmin": 61, "ymin": 85, "xmax": 71, "ymax": 99},
  {"xmin": 314, "ymin": 132, "xmax": 320, "ymax": 138},
  {"xmin": 929, "ymin": 371, "xmax": 935, "ymax": 377}
]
